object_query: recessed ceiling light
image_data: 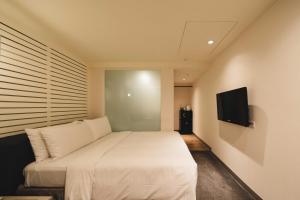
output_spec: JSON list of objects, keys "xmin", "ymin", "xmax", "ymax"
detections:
[
  {"xmin": 208, "ymin": 40, "xmax": 214, "ymax": 45},
  {"xmin": 182, "ymin": 78, "xmax": 186, "ymax": 81},
  {"xmin": 127, "ymin": 93, "xmax": 131, "ymax": 97}
]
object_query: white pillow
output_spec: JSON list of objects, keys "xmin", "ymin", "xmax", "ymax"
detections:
[
  {"xmin": 25, "ymin": 121, "xmax": 81, "ymax": 162},
  {"xmin": 84, "ymin": 116, "xmax": 112, "ymax": 140},
  {"xmin": 41, "ymin": 123, "xmax": 94, "ymax": 158},
  {"xmin": 25, "ymin": 128, "xmax": 49, "ymax": 162}
]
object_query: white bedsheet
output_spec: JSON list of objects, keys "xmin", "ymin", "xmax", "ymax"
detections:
[
  {"xmin": 25, "ymin": 131, "xmax": 197, "ymax": 200},
  {"xmin": 24, "ymin": 132, "xmax": 131, "ymax": 187},
  {"xmin": 65, "ymin": 131, "xmax": 197, "ymax": 200}
]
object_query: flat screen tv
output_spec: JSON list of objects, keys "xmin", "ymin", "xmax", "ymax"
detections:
[{"xmin": 216, "ymin": 87, "xmax": 250, "ymax": 127}]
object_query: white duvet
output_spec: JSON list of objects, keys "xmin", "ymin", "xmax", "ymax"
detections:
[{"xmin": 54, "ymin": 131, "xmax": 197, "ymax": 200}]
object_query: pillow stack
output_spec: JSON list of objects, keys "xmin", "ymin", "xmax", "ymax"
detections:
[
  {"xmin": 84, "ymin": 116, "xmax": 112, "ymax": 140},
  {"xmin": 25, "ymin": 116, "xmax": 112, "ymax": 162},
  {"xmin": 41, "ymin": 122, "xmax": 94, "ymax": 158},
  {"xmin": 25, "ymin": 128, "xmax": 49, "ymax": 162},
  {"xmin": 25, "ymin": 121, "xmax": 80, "ymax": 162}
]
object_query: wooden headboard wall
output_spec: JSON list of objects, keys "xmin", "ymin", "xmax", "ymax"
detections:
[
  {"xmin": 0, "ymin": 21, "xmax": 88, "ymax": 137},
  {"xmin": 0, "ymin": 21, "xmax": 89, "ymax": 194}
]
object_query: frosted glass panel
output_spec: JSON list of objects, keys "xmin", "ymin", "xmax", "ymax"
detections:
[{"xmin": 105, "ymin": 70, "xmax": 161, "ymax": 131}]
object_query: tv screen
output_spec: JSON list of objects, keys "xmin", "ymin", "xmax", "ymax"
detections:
[{"xmin": 216, "ymin": 87, "xmax": 250, "ymax": 127}]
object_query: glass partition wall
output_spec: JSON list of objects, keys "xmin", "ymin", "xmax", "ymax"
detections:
[{"xmin": 105, "ymin": 70, "xmax": 161, "ymax": 131}]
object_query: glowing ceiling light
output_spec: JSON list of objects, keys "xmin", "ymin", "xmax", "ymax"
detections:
[{"xmin": 208, "ymin": 40, "xmax": 214, "ymax": 45}]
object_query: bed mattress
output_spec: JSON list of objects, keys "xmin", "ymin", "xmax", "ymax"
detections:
[
  {"xmin": 24, "ymin": 132, "xmax": 131, "ymax": 187},
  {"xmin": 24, "ymin": 131, "xmax": 197, "ymax": 200},
  {"xmin": 24, "ymin": 159, "xmax": 66, "ymax": 187}
]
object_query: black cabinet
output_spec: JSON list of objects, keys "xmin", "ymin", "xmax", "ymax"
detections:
[{"xmin": 179, "ymin": 109, "xmax": 193, "ymax": 134}]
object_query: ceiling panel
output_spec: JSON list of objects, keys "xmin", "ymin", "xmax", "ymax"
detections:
[{"xmin": 179, "ymin": 21, "xmax": 236, "ymax": 61}]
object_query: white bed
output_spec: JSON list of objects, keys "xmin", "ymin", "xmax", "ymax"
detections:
[{"xmin": 25, "ymin": 131, "xmax": 197, "ymax": 200}]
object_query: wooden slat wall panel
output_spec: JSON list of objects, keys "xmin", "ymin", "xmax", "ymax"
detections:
[
  {"xmin": 0, "ymin": 22, "xmax": 88, "ymax": 137},
  {"xmin": 0, "ymin": 122, "xmax": 47, "ymax": 135},
  {"xmin": 51, "ymin": 82, "xmax": 87, "ymax": 93},
  {"xmin": 0, "ymin": 113, "xmax": 47, "ymax": 121},
  {"xmin": 49, "ymin": 49, "xmax": 88, "ymax": 124},
  {"xmin": 50, "ymin": 99, "xmax": 86, "ymax": 104},
  {"xmin": 1, "ymin": 44, "xmax": 47, "ymax": 64},
  {"xmin": 0, "ymin": 24, "xmax": 48, "ymax": 136},
  {"xmin": 50, "ymin": 114, "xmax": 87, "ymax": 121},
  {"xmin": 0, "ymin": 68, "xmax": 47, "ymax": 84},
  {"xmin": 0, "ymin": 82, "xmax": 46, "ymax": 93},
  {"xmin": 48, "ymin": 119, "xmax": 75, "ymax": 126},
  {"xmin": 50, "ymin": 62, "xmax": 86, "ymax": 79},
  {"xmin": 0, "ymin": 118, "xmax": 47, "ymax": 127},
  {"xmin": 51, "ymin": 85, "xmax": 87, "ymax": 95},
  {"xmin": 50, "ymin": 49, "xmax": 87, "ymax": 73},
  {"xmin": 50, "ymin": 77, "xmax": 87, "ymax": 90},
  {"xmin": 51, "ymin": 94, "xmax": 86, "ymax": 101},
  {"xmin": 0, "ymin": 62, "xmax": 47, "ymax": 79},
  {"xmin": 0, "ymin": 108, "xmax": 47, "ymax": 114},
  {"xmin": 0, "ymin": 89, "xmax": 47, "ymax": 98},
  {"xmin": 51, "ymin": 110, "xmax": 87, "ymax": 117},
  {"xmin": 50, "ymin": 107, "xmax": 87, "ymax": 112},
  {"xmin": 0, "ymin": 102, "xmax": 46, "ymax": 108},
  {"xmin": 1, "ymin": 49, "xmax": 47, "ymax": 68},
  {"xmin": 0, "ymin": 56, "xmax": 47, "ymax": 73},
  {"xmin": 49, "ymin": 71, "xmax": 86, "ymax": 86},
  {"xmin": 0, "ymin": 76, "xmax": 47, "ymax": 88},
  {"xmin": 0, "ymin": 96, "xmax": 47, "ymax": 103},
  {"xmin": 1, "ymin": 37, "xmax": 47, "ymax": 58},
  {"xmin": 0, "ymin": 22, "xmax": 47, "ymax": 50}
]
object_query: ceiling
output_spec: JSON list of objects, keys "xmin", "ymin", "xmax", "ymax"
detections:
[
  {"xmin": 1, "ymin": 0, "xmax": 277, "ymax": 83},
  {"xmin": 174, "ymin": 67, "xmax": 205, "ymax": 86}
]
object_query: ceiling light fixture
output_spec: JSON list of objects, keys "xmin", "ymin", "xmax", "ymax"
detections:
[
  {"xmin": 182, "ymin": 78, "xmax": 186, "ymax": 81},
  {"xmin": 208, "ymin": 40, "xmax": 214, "ymax": 45}
]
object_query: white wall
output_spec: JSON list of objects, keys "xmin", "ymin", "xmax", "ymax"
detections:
[
  {"xmin": 192, "ymin": 0, "xmax": 300, "ymax": 199},
  {"xmin": 0, "ymin": 2, "xmax": 83, "ymax": 62},
  {"xmin": 160, "ymin": 68, "xmax": 174, "ymax": 131},
  {"xmin": 88, "ymin": 67, "xmax": 105, "ymax": 118},
  {"xmin": 174, "ymin": 87, "xmax": 192, "ymax": 130},
  {"xmin": 88, "ymin": 67, "xmax": 174, "ymax": 131}
]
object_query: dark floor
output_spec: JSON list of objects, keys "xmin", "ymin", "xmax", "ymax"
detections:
[
  {"xmin": 191, "ymin": 151, "xmax": 255, "ymax": 200},
  {"xmin": 181, "ymin": 134, "xmax": 255, "ymax": 200}
]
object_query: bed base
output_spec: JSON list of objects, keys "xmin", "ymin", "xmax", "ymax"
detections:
[
  {"xmin": 16, "ymin": 185, "xmax": 64, "ymax": 200},
  {"xmin": 0, "ymin": 133, "xmax": 64, "ymax": 200}
]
